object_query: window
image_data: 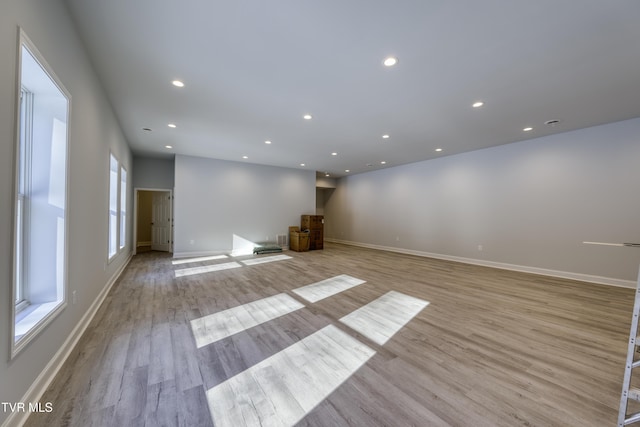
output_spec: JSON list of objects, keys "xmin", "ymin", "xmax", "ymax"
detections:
[
  {"xmin": 108, "ymin": 154, "xmax": 127, "ymax": 260},
  {"xmin": 12, "ymin": 30, "xmax": 70, "ymax": 356},
  {"xmin": 119, "ymin": 166, "xmax": 127, "ymax": 250},
  {"xmin": 108, "ymin": 154, "xmax": 119, "ymax": 259}
]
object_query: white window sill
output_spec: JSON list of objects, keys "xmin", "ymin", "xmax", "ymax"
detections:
[{"xmin": 14, "ymin": 300, "xmax": 64, "ymax": 342}]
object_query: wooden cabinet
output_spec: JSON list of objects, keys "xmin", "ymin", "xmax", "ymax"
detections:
[{"xmin": 301, "ymin": 215, "xmax": 323, "ymax": 250}]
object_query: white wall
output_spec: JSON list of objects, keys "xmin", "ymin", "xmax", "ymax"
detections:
[
  {"xmin": 325, "ymin": 118, "xmax": 640, "ymax": 285},
  {"xmin": 132, "ymin": 156, "xmax": 175, "ymax": 189},
  {"xmin": 0, "ymin": 0, "xmax": 131, "ymax": 425},
  {"xmin": 174, "ymin": 155, "xmax": 315, "ymax": 256}
]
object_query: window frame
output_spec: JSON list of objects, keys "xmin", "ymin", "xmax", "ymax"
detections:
[
  {"xmin": 108, "ymin": 153, "xmax": 119, "ymax": 260},
  {"xmin": 11, "ymin": 28, "xmax": 71, "ymax": 358},
  {"xmin": 119, "ymin": 165, "xmax": 127, "ymax": 251},
  {"xmin": 108, "ymin": 153, "xmax": 127, "ymax": 262},
  {"xmin": 15, "ymin": 87, "xmax": 32, "ymax": 312}
]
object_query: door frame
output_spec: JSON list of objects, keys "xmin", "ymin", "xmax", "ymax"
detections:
[{"xmin": 133, "ymin": 187, "xmax": 174, "ymax": 255}]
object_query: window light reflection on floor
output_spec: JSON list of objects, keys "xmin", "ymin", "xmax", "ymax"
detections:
[
  {"xmin": 171, "ymin": 254, "xmax": 228, "ymax": 265},
  {"xmin": 174, "ymin": 261, "xmax": 242, "ymax": 278},
  {"xmin": 190, "ymin": 293, "xmax": 305, "ymax": 348},
  {"xmin": 292, "ymin": 274, "xmax": 366, "ymax": 303},
  {"xmin": 206, "ymin": 324, "xmax": 375, "ymax": 427},
  {"xmin": 241, "ymin": 254, "xmax": 292, "ymax": 266},
  {"xmin": 340, "ymin": 290, "xmax": 429, "ymax": 346}
]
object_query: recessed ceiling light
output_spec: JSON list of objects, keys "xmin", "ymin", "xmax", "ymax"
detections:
[
  {"xmin": 345, "ymin": 169, "xmax": 350, "ymax": 173},
  {"xmin": 242, "ymin": 155, "xmax": 248, "ymax": 159},
  {"xmin": 165, "ymin": 145, "xmax": 173, "ymax": 149},
  {"xmin": 331, "ymin": 152, "xmax": 337, "ymax": 156},
  {"xmin": 172, "ymin": 80, "xmax": 184, "ymax": 88},
  {"xmin": 303, "ymin": 114, "xmax": 312, "ymax": 120},
  {"xmin": 265, "ymin": 140, "xmax": 272, "ymax": 144},
  {"xmin": 383, "ymin": 57, "xmax": 398, "ymax": 67},
  {"xmin": 523, "ymin": 127, "xmax": 533, "ymax": 132},
  {"xmin": 435, "ymin": 148, "xmax": 443, "ymax": 152},
  {"xmin": 300, "ymin": 163, "xmax": 305, "ymax": 167},
  {"xmin": 168, "ymin": 123, "xmax": 176, "ymax": 128},
  {"xmin": 325, "ymin": 173, "xmax": 330, "ymax": 177},
  {"xmin": 381, "ymin": 161, "xmax": 387, "ymax": 165},
  {"xmin": 472, "ymin": 101, "xmax": 484, "ymax": 108},
  {"xmin": 382, "ymin": 134, "xmax": 390, "ymax": 139}
]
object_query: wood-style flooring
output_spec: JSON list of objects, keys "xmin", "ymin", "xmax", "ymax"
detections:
[{"xmin": 24, "ymin": 243, "xmax": 634, "ymax": 426}]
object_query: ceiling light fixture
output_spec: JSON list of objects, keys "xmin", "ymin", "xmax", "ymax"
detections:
[
  {"xmin": 242, "ymin": 155, "xmax": 248, "ymax": 159},
  {"xmin": 382, "ymin": 134, "xmax": 390, "ymax": 139},
  {"xmin": 345, "ymin": 169, "xmax": 350, "ymax": 173},
  {"xmin": 381, "ymin": 161, "xmax": 387, "ymax": 165},
  {"xmin": 142, "ymin": 127, "xmax": 152, "ymax": 132},
  {"xmin": 331, "ymin": 152, "xmax": 337, "ymax": 156},
  {"xmin": 383, "ymin": 57, "xmax": 398, "ymax": 67},
  {"xmin": 303, "ymin": 114, "xmax": 312, "ymax": 120},
  {"xmin": 265, "ymin": 140, "xmax": 272, "ymax": 144},
  {"xmin": 523, "ymin": 127, "xmax": 533, "ymax": 132},
  {"xmin": 472, "ymin": 101, "xmax": 484, "ymax": 108},
  {"xmin": 165, "ymin": 145, "xmax": 173, "ymax": 149},
  {"xmin": 325, "ymin": 173, "xmax": 330, "ymax": 177},
  {"xmin": 544, "ymin": 119, "xmax": 561, "ymax": 126},
  {"xmin": 435, "ymin": 148, "xmax": 443, "ymax": 152},
  {"xmin": 172, "ymin": 80, "xmax": 184, "ymax": 88},
  {"xmin": 300, "ymin": 163, "xmax": 305, "ymax": 167},
  {"xmin": 168, "ymin": 123, "xmax": 177, "ymax": 128}
]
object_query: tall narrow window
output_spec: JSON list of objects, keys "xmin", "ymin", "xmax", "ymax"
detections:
[
  {"xmin": 108, "ymin": 154, "xmax": 119, "ymax": 259},
  {"xmin": 108, "ymin": 154, "xmax": 127, "ymax": 259},
  {"xmin": 12, "ymin": 30, "xmax": 70, "ymax": 356},
  {"xmin": 119, "ymin": 166, "xmax": 127, "ymax": 250}
]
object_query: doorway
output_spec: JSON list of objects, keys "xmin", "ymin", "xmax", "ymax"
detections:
[{"xmin": 134, "ymin": 188, "xmax": 173, "ymax": 254}]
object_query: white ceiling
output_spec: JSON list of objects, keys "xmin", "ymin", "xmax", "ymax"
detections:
[{"xmin": 64, "ymin": 0, "xmax": 640, "ymax": 177}]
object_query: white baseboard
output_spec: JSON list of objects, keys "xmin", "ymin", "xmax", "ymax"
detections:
[
  {"xmin": 2, "ymin": 253, "xmax": 133, "ymax": 427},
  {"xmin": 325, "ymin": 238, "xmax": 636, "ymax": 288}
]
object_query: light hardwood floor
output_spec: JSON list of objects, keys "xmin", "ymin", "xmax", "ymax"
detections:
[{"xmin": 24, "ymin": 243, "xmax": 634, "ymax": 426}]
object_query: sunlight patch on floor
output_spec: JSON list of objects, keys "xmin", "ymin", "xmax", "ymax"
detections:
[
  {"xmin": 241, "ymin": 254, "xmax": 292, "ymax": 266},
  {"xmin": 172, "ymin": 254, "xmax": 228, "ymax": 265},
  {"xmin": 340, "ymin": 291, "xmax": 429, "ymax": 345},
  {"xmin": 190, "ymin": 293, "xmax": 305, "ymax": 348},
  {"xmin": 292, "ymin": 274, "xmax": 366, "ymax": 303},
  {"xmin": 174, "ymin": 261, "xmax": 242, "ymax": 278},
  {"xmin": 206, "ymin": 324, "xmax": 375, "ymax": 427}
]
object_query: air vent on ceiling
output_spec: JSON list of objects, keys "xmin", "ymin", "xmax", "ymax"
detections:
[{"xmin": 544, "ymin": 119, "xmax": 561, "ymax": 126}]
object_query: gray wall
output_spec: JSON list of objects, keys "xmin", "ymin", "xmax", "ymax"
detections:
[
  {"xmin": 174, "ymin": 155, "xmax": 315, "ymax": 256},
  {"xmin": 0, "ymin": 0, "xmax": 131, "ymax": 423},
  {"xmin": 132, "ymin": 156, "xmax": 175, "ymax": 189},
  {"xmin": 325, "ymin": 118, "xmax": 640, "ymax": 284}
]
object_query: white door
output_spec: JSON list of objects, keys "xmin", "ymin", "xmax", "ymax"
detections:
[{"xmin": 151, "ymin": 191, "xmax": 171, "ymax": 252}]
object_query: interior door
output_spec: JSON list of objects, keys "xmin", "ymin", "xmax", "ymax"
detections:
[{"xmin": 151, "ymin": 191, "xmax": 171, "ymax": 252}]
